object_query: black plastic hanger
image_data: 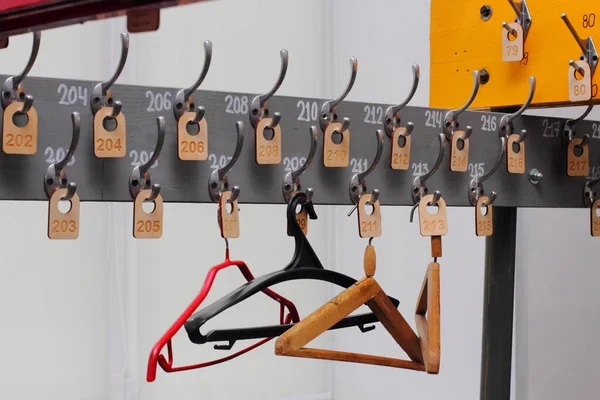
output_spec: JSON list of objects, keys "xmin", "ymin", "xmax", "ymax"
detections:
[{"xmin": 184, "ymin": 191, "xmax": 400, "ymax": 346}]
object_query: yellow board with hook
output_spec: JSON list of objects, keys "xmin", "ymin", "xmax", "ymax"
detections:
[{"xmin": 430, "ymin": 0, "xmax": 600, "ymax": 108}]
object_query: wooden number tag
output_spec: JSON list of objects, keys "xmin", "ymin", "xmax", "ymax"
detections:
[
  {"xmin": 592, "ymin": 200, "xmax": 600, "ymax": 237},
  {"xmin": 94, "ymin": 106, "xmax": 126, "ymax": 158},
  {"xmin": 288, "ymin": 201, "xmax": 308, "ymax": 236},
  {"xmin": 133, "ymin": 190, "xmax": 163, "ymax": 238},
  {"xmin": 48, "ymin": 188, "xmax": 80, "ymax": 239},
  {"xmin": 507, "ymin": 134, "xmax": 525, "ymax": 174},
  {"xmin": 569, "ymin": 60, "xmax": 591, "ymax": 102},
  {"xmin": 475, "ymin": 196, "xmax": 493, "ymax": 237},
  {"xmin": 256, "ymin": 118, "xmax": 281, "ymax": 164},
  {"xmin": 390, "ymin": 127, "xmax": 410, "ymax": 170},
  {"xmin": 449, "ymin": 131, "xmax": 468, "ymax": 172},
  {"xmin": 363, "ymin": 244, "xmax": 376, "ymax": 277},
  {"xmin": 567, "ymin": 138, "xmax": 589, "ymax": 177},
  {"xmin": 502, "ymin": 22, "xmax": 523, "ymax": 62},
  {"xmin": 418, "ymin": 194, "xmax": 448, "ymax": 237},
  {"xmin": 2, "ymin": 102, "xmax": 38, "ymax": 155},
  {"xmin": 178, "ymin": 111, "xmax": 208, "ymax": 160},
  {"xmin": 323, "ymin": 122, "xmax": 349, "ymax": 167},
  {"xmin": 358, "ymin": 194, "xmax": 381, "ymax": 238},
  {"xmin": 219, "ymin": 190, "xmax": 240, "ymax": 238}
]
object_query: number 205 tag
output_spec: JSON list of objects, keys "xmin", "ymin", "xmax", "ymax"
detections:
[{"xmin": 133, "ymin": 190, "xmax": 163, "ymax": 239}]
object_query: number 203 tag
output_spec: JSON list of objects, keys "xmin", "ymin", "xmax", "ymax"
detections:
[
  {"xmin": 133, "ymin": 190, "xmax": 163, "ymax": 239},
  {"xmin": 48, "ymin": 188, "xmax": 80, "ymax": 240},
  {"xmin": 418, "ymin": 194, "xmax": 448, "ymax": 237}
]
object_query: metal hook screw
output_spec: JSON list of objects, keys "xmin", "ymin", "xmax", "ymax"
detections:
[
  {"xmin": 250, "ymin": 49, "xmax": 288, "ymax": 128},
  {"xmin": 283, "ymin": 126, "xmax": 318, "ymax": 202},
  {"xmin": 45, "ymin": 112, "xmax": 80, "ymax": 197},
  {"xmin": 320, "ymin": 57, "xmax": 358, "ymax": 132},
  {"xmin": 129, "ymin": 117, "xmax": 165, "ymax": 199},
  {"xmin": 174, "ymin": 40, "xmax": 213, "ymax": 121},
  {"xmin": 383, "ymin": 64, "xmax": 420, "ymax": 137},
  {"xmin": 528, "ymin": 168, "xmax": 543, "ymax": 185},
  {"xmin": 2, "ymin": 31, "xmax": 41, "ymax": 110},
  {"xmin": 91, "ymin": 33, "xmax": 129, "ymax": 115},
  {"xmin": 209, "ymin": 121, "xmax": 245, "ymax": 202}
]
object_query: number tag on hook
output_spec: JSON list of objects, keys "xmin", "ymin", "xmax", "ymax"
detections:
[
  {"xmin": 94, "ymin": 106, "xmax": 126, "ymax": 158},
  {"xmin": 507, "ymin": 134, "xmax": 525, "ymax": 174},
  {"xmin": 2, "ymin": 102, "xmax": 38, "ymax": 155},
  {"xmin": 418, "ymin": 194, "xmax": 448, "ymax": 237},
  {"xmin": 567, "ymin": 138, "xmax": 589, "ymax": 177},
  {"xmin": 592, "ymin": 200, "xmax": 600, "ymax": 237},
  {"xmin": 219, "ymin": 190, "xmax": 240, "ymax": 238},
  {"xmin": 133, "ymin": 189, "xmax": 163, "ymax": 238},
  {"xmin": 48, "ymin": 188, "xmax": 79, "ymax": 239},
  {"xmin": 256, "ymin": 118, "xmax": 281, "ymax": 164},
  {"xmin": 569, "ymin": 60, "xmax": 591, "ymax": 102},
  {"xmin": 287, "ymin": 196, "xmax": 308, "ymax": 236},
  {"xmin": 178, "ymin": 110, "xmax": 208, "ymax": 161},
  {"xmin": 323, "ymin": 122, "xmax": 350, "ymax": 167},
  {"xmin": 390, "ymin": 127, "xmax": 410, "ymax": 170},
  {"xmin": 502, "ymin": 22, "xmax": 524, "ymax": 62},
  {"xmin": 449, "ymin": 131, "xmax": 469, "ymax": 172},
  {"xmin": 475, "ymin": 196, "xmax": 493, "ymax": 237},
  {"xmin": 357, "ymin": 193, "xmax": 381, "ymax": 238}
]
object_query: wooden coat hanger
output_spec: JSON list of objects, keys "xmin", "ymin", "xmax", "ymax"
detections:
[{"xmin": 275, "ymin": 192, "xmax": 442, "ymax": 374}]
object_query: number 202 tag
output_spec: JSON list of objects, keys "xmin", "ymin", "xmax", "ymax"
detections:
[
  {"xmin": 569, "ymin": 60, "xmax": 591, "ymax": 102},
  {"xmin": 94, "ymin": 106, "xmax": 126, "ymax": 158},
  {"xmin": 3, "ymin": 102, "xmax": 38, "ymax": 155},
  {"xmin": 133, "ymin": 189, "xmax": 163, "ymax": 238},
  {"xmin": 502, "ymin": 22, "xmax": 523, "ymax": 62},
  {"xmin": 48, "ymin": 188, "xmax": 80, "ymax": 239},
  {"xmin": 418, "ymin": 194, "xmax": 448, "ymax": 237},
  {"xmin": 358, "ymin": 193, "xmax": 381, "ymax": 238}
]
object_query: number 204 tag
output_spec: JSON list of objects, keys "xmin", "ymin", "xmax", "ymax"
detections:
[
  {"xmin": 133, "ymin": 190, "xmax": 163, "ymax": 238},
  {"xmin": 418, "ymin": 194, "xmax": 448, "ymax": 237}
]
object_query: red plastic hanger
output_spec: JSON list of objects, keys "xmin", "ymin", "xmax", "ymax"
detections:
[{"xmin": 147, "ymin": 243, "xmax": 300, "ymax": 382}]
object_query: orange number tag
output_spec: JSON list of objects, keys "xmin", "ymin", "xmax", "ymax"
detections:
[
  {"xmin": 256, "ymin": 118, "xmax": 281, "ymax": 164},
  {"xmin": 507, "ymin": 134, "xmax": 525, "ymax": 174},
  {"xmin": 568, "ymin": 60, "xmax": 591, "ymax": 102},
  {"xmin": 592, "ymin": 200, "xmax": 600, "ymax": 237},
  {"xmin": 502, "ymin": 22, "xmax": 524, "ymax": 62},
  {"xmin": 390, "ymin": 127, "xmax": 410, "ymax": 170},
  {"xmin": 94, "ymin": 106, "xmax": 126, "ymax": 158},
  {"xmin": 449, "ymin": 130, "xmax": 469, "ymax": 172},
  {"xmin": 219, "ymin": 190, "xmax": 240, "ymax": 238},
  {"xmin": 133, "ymin": 190, "xmax": 163, "ymax": 238},
  {"xmin": 475, "ymin": 196, "xmax": 493, "ymax": 237},
  {"xmin": 418, "ymin": 194, "xmax": 448, "ymax": 237},
  {"xmin": 567, "ymin": 138, "xmax": 589, "ymax": 177},
  {"xmin": 48, "ymin": 188, "xmax": 80, "ymax": 240},
  {"xmin": 357, "ymin": 193, "xmax": 381, "ymax": 238},
  {"xmin": 178, "ymin": 111, "xmax": 208, "ymax": 161},
  {"xmin": 323, "ymin": 122, "xmax": 350, "ymax": 167},
  {"xmin": 3, "ymin": 102, "xmax": 38, "ymax": 155},
  {"xmin": 287, "ymin": 199, "xmax": 308, "ymax": 236}
]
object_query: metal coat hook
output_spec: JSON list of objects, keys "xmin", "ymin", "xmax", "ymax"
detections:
[
  {"xmin": 209, "ymin": 121, "xmax": 245, "ymax": 202},
  {"xmin": 561, "ymin": 14, "xmax": 598, "ymax": 77},
  {"xmin": 411, "ymin": 133, "xmax": 448, "ymax": 204},
  {"xmin": 444, "ymin": 70, "xmax": 481, "ymax": 140},
  {"xmin": 91, "ymin": 32, "xmax": 129, "ymax": 115},
  {"xmin": 174, "ymin": 40, "xmax": 212, "ymax": 121},
  {"xmin": 20, "ymin": 94, "xmax": 33, "ymax": 114},
  {"xmin": 2, "ymin": 31, "xmax": 41, "ymax": 109},
  {"xmin": 468, "ymin": 136, "xmax": 507, "ymax": 206},
  {"xmin": 110, "ymin": 101, "xmax": 123, "ymax": 119},
  {"xmin": 320, "ymin": 57, "xmax": 358, "ymax": 132},
  {"xmin": 44, "ymin": 112, "xmax": 80, "ymax": 197},
  {"xmin": 191, "ymin": 106, "xmax": 206, "ymax": 124},
  {"xmin": 384, "ymin": 64, "xmax": 420, "ymax": 137},
  {"xmin": 250, "ymin": 49, "xmax": 288, "ymax": 128},
  {"xmin": 584, "ymin": 177, "xmax": 600, "ymax": 207},
  {"xmin": 499, "ymin": 76, "xmax": 536, "ymax": 137},
  {"xmin": 129, "ymin": 116, "xmax": 165, "ymax": 199},
  {"xmin": 505, "ymin": 0, "xmax": 532, "ymax": 40},
  {"xmin": 349, "ymin": 130, "xmax": 384, "ymax": 207},
  {"xmin": 282, "ymin": 126, "xmax": 318, "ymax": 201},
  {"xmin": 564, "ymin": 105, "xmax": 593, "ymax": 143}
]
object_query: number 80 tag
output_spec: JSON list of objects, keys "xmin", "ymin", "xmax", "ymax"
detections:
[{"xmin": 569, "ymin": 60, "xmax": 591, "ymax": 102}]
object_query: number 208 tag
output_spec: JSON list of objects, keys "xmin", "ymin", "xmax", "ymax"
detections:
[
  {"xmin": 418, "ymin": 194, "xmax": 448, "ymax": 237},
  {"xmin": 133, "ymin": 190, "xmax": 163, "ymax": 239}
]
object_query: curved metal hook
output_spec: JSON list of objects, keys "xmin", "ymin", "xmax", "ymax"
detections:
[
  {"xmin": 561, "ymin": 13, "xmax": 598, "ymax": 76},
  {"xmin": 384, "ymin": 64, "xmax": 420, "ymax": 137},
  {"xmin": 109, "ymin": 101, "xmax": 122, "ymax": 119},
  {"xmin": 44, "ymin": 112, "xmax": 80, "ymax": 197},
  {"xmin": 209, "ymin": 121, "xmax": 245, "ymax": 202},
  {"xmin": 444, "ymin": 70, "xmax": 480, "ymax": 138},
  {"xmin": 20, "ymin": 94, "xmax": 34, "ymax": 114},
  {"xmin": 499, "ymin": 76, "xmax": 536, "ymax": 137},
  {"xmin": 62, "ymin": 182, "xmax": 77, "ymax": 200},
  {"xmin": 129, "ymin": 117, "xmax": 165, "ymax": 199},
  {"xmin": 282, "ymin": 126, "xmax": 318, "ymax": 201},
  {"xmin": 250, "ymin": 49, "xmax": 288, "ymax": 128},
  {"xmin": 191, "ymin": 106, "xmax": 206, "ymax": 124},
  {"xmin": 184, "ymin": 40, "xmax": 213, "ymax": 100},
  {"xmin": 468, "ymin": 136, "xmax": 507, "ymax": 205},
  {"xmin": 102, "ymin": 33, "xmax": 129, "ymax": 94},
  {"xmin": 564, "ymin": 105, "xmax": 594, "ymax": 142},
  {"xmin": 2, "ymin": 32, "xmax": 41, "ymax": 109},
  {"xmin": 320, "ymin": 57, "xmax": 358, "ymax": 131},
  {"xmin": 411, "ymin": 133, "xmax": 448, "ymax": 204},
  {"xmin": 584, "ymin": 177, "xmax": 600, "ymax": 207},
  {"xmin": 507, "ymin": 0, "xmax": 532, "ymax": 39},
  {"xmin": 229, "ymin": 185, "xmax": 241, "ymax": 203},
  {"xmin": 146, "ymin": 184, "xmax": 161, "ymax": 201},
  {"xmin": 409, "ymin": 190, "xmax": 443, "ymax": 223},
  {"xmin": 348, "ymin": 130, "xmax": 384, "ymax": 215}
]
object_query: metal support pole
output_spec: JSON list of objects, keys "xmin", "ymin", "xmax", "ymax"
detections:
[{"xmin": 480, "ymin": 207, "xmax": 517, "ymax": 400}]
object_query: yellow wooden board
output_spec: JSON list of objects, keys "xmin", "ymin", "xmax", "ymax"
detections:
[{"xmin": 430, "ymin": 0, "xmax": 600, "ymax": 109}]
